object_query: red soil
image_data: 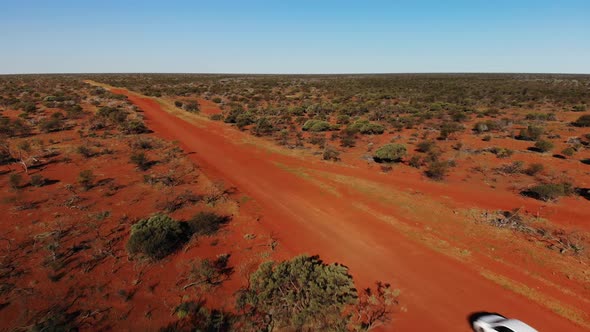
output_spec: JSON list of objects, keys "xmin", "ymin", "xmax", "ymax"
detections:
[{"xmin": 110, "ymin": 88, "xmax": 587, "ymax": 331}]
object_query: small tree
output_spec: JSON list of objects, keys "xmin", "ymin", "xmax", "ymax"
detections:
[{"xmin": 373, "ymin": 144, "xmax": 406, "ymax": 163}]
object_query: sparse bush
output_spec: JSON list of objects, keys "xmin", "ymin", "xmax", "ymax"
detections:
[
  {"xmin": 130, "ymin": 151, "xmax": 151, "ymax": 171},
  {"xmin": 490, "ymin": 147, "xmax": 514, "ymax": 158},
  {"xmin": 438, "ymin": 122, "xmax": 463, "ymax": 140},
  {"xmin": 323, "ymin": 146, "xmax": 341, "ymax": 161},
  {"xmin": 572, "ymin": 115, "xmax": 590, "ymax": 127},
  {"xmin": 77, "ymin": 145, "xmax": 94, "ymax": 158},
  {"xmin": 416, "ymin": 140, "xmax": 435, "ymax": 153},
  {"xmin": 187, "ymin": 212, "xmax": 230, "ymax": 237},
  {"xmin": 572, "ymin": 104, "xmax": 587, "ymax": 112},
  {"xmin": 425, "ymin": 160, "xmax": 450, "ymax": 180},
  {"xmin": 482, "ymin": 135, "xmax": 492, "ymax": 142},
  {"xmin": 522, "ymin": 182, "xmax": 574, "ymax": 202},
  {"xmin": 9, "ymin": 173, "xmax": 22, "ymax": 190},
  {"xmin": 562, "ymin": 147, "xmax": 575, "ymax": 157},
  {"xmin": 373, "ymin": 144, "xmax": 406, "ymax": 163},
  {"xmin": 517, "ymin": 125, "xmax": 544, "ymax": 141},
  {"xmin": 534, "ymin": 139, "xmax": 554, "ymax": 153},
  {"xmin": 524, "ymin": 163, "xmax": 544, "ymax": 176},
  {"xmin": 78, "ymin": 170, "xmax": 95, "ymax": 190},
  {"xmin": 409, "ymin": 155, "xmax": 422, "ymax": 168},
  {"xmin": 30, "ymin": 174, "xmax": 45, "ymax": 187},
  {"xmin": 126, "ymin": 213, "xmax": 187, "ymax": 260},
  {"xmin": 123, "ymin": 120, "xmax": 149, "ymax": 134}
]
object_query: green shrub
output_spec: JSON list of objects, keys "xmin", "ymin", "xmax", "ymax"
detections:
[
  {"xmin": 123, "ymin": 120, "xmax": 149, "ymax": 134},
  {"xmin": 534, "ymin": 139, "xmax": 554, "ymax": 152},
  {"xmin": 302, "ymin": 119, "xmax": 332, "ymax": 132},
  {"xmin": 126, "ymin": 213, "xmax": 187, "ymax": 260},
  {"xmin": 572, "ymin": 104, "xmax": 587, "ymax": 112},
  {"xmin": 438, "ymin": 122, "xmax": 464, "ymax": 140},
  {"xmin": 517, "ymin": 125, "xmax": 544, "ymax": 141},
  {"xmin": 523, "ymin": 182, "xmax": 574, "ymax": 202},
  {"xmin": 348, "ymin": 119, "xmax": 384, "ymax": 135},
  {"xmin": 572, "ymin": 115, "xmax": 590, "ymax": 127},
  {"xmin": 236, "ymin": 112, "xmax": 254, "ymax": 129},
  {"xmin": 236, "ymin": 255, "xmax": 357, "ymax": 331},
  {"xmin": 373, "ymin": 144, "xmax": 406, "ymax": 163},
  {"xmin": 187, "ymin": 212, "xmax": 230, "ymax": 236},
  {"xmin": 562, "ymin": 147, "xmax": 576, "ymax": 157}
]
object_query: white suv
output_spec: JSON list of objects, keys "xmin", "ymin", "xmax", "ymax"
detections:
[{"xmin": 472, "ymin": 314, "xmax": 538, "ymax": 332}]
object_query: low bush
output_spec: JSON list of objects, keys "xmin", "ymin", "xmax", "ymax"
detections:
[
  {"xmin": 302, "ymin": 119, "xmax": 332, "ymax": 132},
  {"xmin": 562, "ymin": 147, "xmax": 576, "ymax": 157},
  {"xmin": 534, "ymin": 139, "xmax": 554, "ymax": 152},
  {"xmin": 130, "ymin": 151, "xmax": 151, "ymax": 171},
  {"xmin": 9, "ymin": 173, "xmax": 22, "ymax": 190},
  {"xmin": 78, "ymin": 170, "xmax": 95, "ymax": 190},
  {"xmin": 522, "ymin": 182, "xmax": 574, "ymax": 202},
  {"xmin": 517, "ymin": 125, "xmax": 544, "ymax": 141},
  {"xmin": 373, "ymin": 144, "xmax": 406, "ymax": 163},
  {"xmin": 524, "ymin": 163, "xmax": 544, "ymax": 176},
  {"xmin": 425, "ymin": 160, "xmax": 450, "ymax": 180},
  {"xmin": 30, "ymin": 174, "xmax": 46, "ymax": 187},
  {"xmin": 323, "ymin": 146, "xmax": 341, "ymax": 161},
  {"xmin": 572, "ymin": 115, "xmax": 590, "ymax": 127},
  {"xmin": 348, "ymin": 119, "xmax": 384, "ymax": 135},
  {"xmin": 187, "ymin": 212, "xmax": 230, "ymax": 237},
  {"xmin": 127, "ymin": 213, "xmax": 187, "ymax": 260}
]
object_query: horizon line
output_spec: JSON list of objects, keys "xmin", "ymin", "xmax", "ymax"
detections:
[{"xmin": 1, "ymin": 71, "xmax": 590, "ymax": 76}]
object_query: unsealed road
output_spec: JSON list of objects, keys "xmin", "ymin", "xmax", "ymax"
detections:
[{"xmin": 105, "ymin": 85, "xmax": 585, "ymax": 331}]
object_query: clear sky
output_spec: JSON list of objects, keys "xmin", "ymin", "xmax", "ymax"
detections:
[{"xmin": 1, "ymin": 0, "xmax": 589, "ymax": 74}]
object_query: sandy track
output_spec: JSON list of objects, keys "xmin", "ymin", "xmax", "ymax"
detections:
[{"xmin": 107, "ymin": 86, "xmax": 585, "ymax": 331}]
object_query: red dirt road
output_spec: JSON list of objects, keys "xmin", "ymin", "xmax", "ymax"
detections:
[{"xmin": 108, "ymin": 87, "xmax": 585, "ymax": 331}]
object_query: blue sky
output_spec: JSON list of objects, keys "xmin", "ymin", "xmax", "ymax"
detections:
[{"xmin": 1, "ymin": 0, "xmax": 589, "ymax": 74}]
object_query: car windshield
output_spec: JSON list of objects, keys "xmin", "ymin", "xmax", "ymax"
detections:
[{"xmin": 494, "ymin": 327, "xmax": 514, "ymax": 332}]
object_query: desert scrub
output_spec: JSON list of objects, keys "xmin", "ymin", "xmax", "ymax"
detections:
[
  {"xmin": 373, "ymin": 143, "xmax": 406, "ymax": 163},
  {"xmin": 302, "ymin": 119, "xmax": 333, "ymax": 132},
  {"xmin": 534, "ymin": 139, "xmax": 554, "ymax": 153},
  {"xmin": 77, "ymin": 170, "xmax": 95, "ymax": 191},
  {"xmin": 186, "ymin": 212, "xmax": 230, "ymax": 236},
  {"xmin": 127, "ymin": 213, "xmax": 187, "ymax": 260},
  {"xmin": 522, "ymin": 182, "xmax": 574, "ymax": 202}
]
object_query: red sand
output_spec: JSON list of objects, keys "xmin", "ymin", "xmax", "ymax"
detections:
[{"xmin": 109, "ymin": 87, "xmax": 587, "ymax": 331}]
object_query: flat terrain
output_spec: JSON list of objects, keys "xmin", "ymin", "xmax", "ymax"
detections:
[
  {"xmin": 2, "ymin": 74, "xmax": 589, "ymax": 331},
  {"xmin": 100, "ymin": 83, "xmax": 588, "ymax": 331}
]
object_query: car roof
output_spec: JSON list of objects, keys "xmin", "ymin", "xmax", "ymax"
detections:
[{"xmin": 492, "ymin": 319, "xmax": 538, "ymax": 332}]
